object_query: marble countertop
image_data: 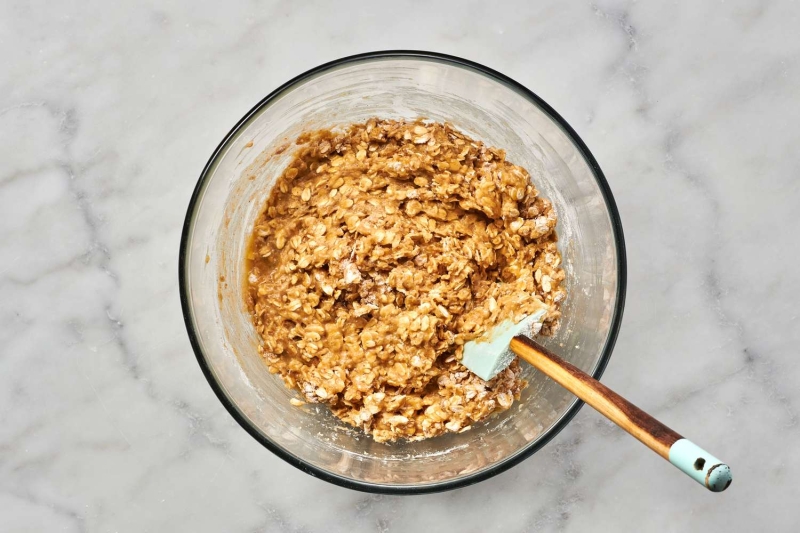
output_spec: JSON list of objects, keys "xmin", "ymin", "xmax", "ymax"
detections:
[{"xmin": 2, "ymin": 1, "xmax": 797, "ymax": 531}]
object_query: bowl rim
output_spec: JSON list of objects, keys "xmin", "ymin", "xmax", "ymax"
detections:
[{"xmin": 179, "ymin": 50, "xmax": 627, "ymax": 494}]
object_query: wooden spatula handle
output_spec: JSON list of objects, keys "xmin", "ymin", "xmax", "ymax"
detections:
[{"xmin": 510, "ymin": 335, "xmax": 732, "ymax": 492}]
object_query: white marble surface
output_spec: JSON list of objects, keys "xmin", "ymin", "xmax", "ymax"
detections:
[{"xmin": 2, "ymin": 0, "xmax": 797, "ymax": 530}]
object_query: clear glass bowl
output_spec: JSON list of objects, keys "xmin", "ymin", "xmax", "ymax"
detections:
[{"xmin": 179, "ymin": 51, "xmax": 626, "ymax": 493}]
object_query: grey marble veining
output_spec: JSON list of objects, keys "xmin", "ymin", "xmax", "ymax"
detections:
[{"xmin": 1, "ymin": 1, "xmax": 798, "ymax": 531}]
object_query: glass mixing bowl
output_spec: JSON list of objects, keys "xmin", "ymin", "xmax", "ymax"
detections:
[{"xmin": 179, "ymin": 51, "xmax": 626, "ymax": 493}]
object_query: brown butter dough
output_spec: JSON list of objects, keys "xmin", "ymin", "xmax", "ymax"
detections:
[{"xmin": 247, "ymin": 118, "xmax": 565, "ymax": 442}]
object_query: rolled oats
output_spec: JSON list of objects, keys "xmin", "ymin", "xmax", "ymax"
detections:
[{"xmin": 246, "ymin": 119, "xmax": 565, "ymax": 442}]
